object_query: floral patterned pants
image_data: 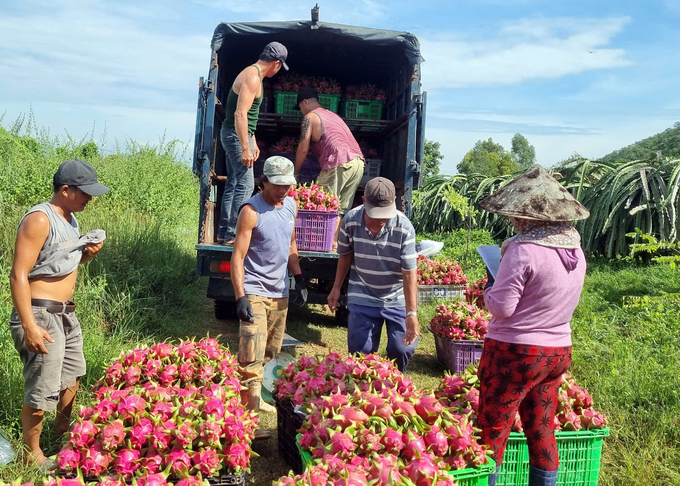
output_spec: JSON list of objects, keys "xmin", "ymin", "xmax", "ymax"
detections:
[{"xmin": 477, "ymin": 338, "xmax": 572, "ymax": 471}]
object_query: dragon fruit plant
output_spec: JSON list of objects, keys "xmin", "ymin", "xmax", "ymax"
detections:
[
  {"xmin": 417, "ymin": 255, "xmax": 468, "ymax": 286},
  {"xmin": 274, "ymin": 353, "xmax": 418, "ymax": 413},
  {"xmin": 273, "ymin": 455, "xmax": 458, "ymax": 486},
  {"xmin": 287, "ymin": 183, "xmax": 340, "ymax": 212},
  {"xmin": 56, "ymin": 338, "xmax": 257, "ymax": 480},
  {"xmin": 429, "ymin": 302, "xmax": 490, "ymax": 341},
  {"xmin": 464, "ymin": 277, "xmax": 487, "ymax": 309},
  {"xmin": 435, "ymin": 362, "xmax": 608, "ymax": 433}
]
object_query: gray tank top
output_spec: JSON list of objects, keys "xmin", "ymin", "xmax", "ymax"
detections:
[
  {"xmin": 20, "ymin": 202, "xmax": 80, "ymax": 280},
  {"xmin": 242, "ymin": 194, "xmax": 296, "ymax": 298}
]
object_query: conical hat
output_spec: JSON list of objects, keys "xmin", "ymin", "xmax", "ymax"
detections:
[{"xmin": 479, "ymin": 165, "xmax": 590, "ymax": 221}]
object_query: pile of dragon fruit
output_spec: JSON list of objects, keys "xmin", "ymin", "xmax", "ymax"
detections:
[
  {"xmin": 463, "ymin": 277, "xmax": 487, "ymax": 309},
  {"xmin": 429, "ymin": 302, "xmax": 490, "ymax": 341},
  {"xmin": 275, "ymin": 353, "xmax": 491, "ymax": 486},
  {"xmin": 288, "ymin": 184, "xmax": 340, "ymax": 212},
  {"xmin": 55, "ymin": 338, "xmax": 257, "ymax": 482},
  {"xmin": 417, "ymin": 256, "xmax": 468, "ymax": 287},
  {"xmin": 435, "ymin": 363, "xmax": 608, "ymax": 433},
  {"xmin": 1, "ymin": 474, "xmax": 210, "ymax": 486}
]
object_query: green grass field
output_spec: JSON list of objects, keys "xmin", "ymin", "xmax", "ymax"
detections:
[{"xmin": 0, "ymin": 124, "xmax": 679, "ymax": 485}]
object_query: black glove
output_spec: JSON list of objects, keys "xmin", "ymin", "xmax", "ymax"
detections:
[
  {"xmin": 289, "ymin": 274, "xmax": 308, "ymax": 307},
  {"xmin": 485, "ymin": 267, "xmax": 495, "ymax": 289},
  {"xmin": 236, "ymin": 296, "xmax": 254, "ymax": 322}
]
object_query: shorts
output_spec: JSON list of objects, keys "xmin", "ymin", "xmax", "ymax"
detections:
[
  {"xmin": 9, "ymin": 305, "xmax": 86, "ymax": 412},
  {"xmin": 317, "ymin": 157, "xmax": 364, "ymax": 214}
]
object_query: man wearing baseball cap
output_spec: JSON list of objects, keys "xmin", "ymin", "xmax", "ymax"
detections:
[
  {"xmin": 230, "ymin": 156, "xmax": 307, "ymax": 438},
  {"xmin": 217, "ymin": 41, "xmax": 289, "ymax": 246},
  {"xmin": 9, "ymin": 159, "xmax": 109, "ymax": 472},
  {"xmin": 327, "ymin": 177, "xmax": 420, "ymax": 372},
  {"xmin": 294, "ymin": 87, "xmax": 365, "ymax": 249}
]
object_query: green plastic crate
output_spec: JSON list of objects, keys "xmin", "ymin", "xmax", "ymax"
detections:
[
  {"xmin": 298, "ymin": 434, "xmax": 496, "ymax": 486},
  {"xmin": 498, "ymin": 428, "xmax": 610, "ymax": 486},
  {"xmin": 274, "ymin": 91, "xmax": 341, "ymax": 114},
  {"xmin": 342, "ymin": 98, "xmax": 384, "ymax": 119}
]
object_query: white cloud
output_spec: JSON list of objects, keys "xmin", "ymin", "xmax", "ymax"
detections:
[{"xmin": 420, "ymin": 16, "xmax": 632, "ymax": 89}]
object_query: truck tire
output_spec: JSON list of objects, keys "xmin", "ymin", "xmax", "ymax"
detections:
[
  {"xmin": 334, "ymin": 305, "xmax": 349, "ymax": 327},
  {"xmin": 214, "ymin": 300, "xmax": 237, "ymax": 320}
]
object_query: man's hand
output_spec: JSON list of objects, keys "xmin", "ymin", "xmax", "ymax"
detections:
[
  {"xmin": 24, "ymin": 323, "xmax": 54, "ymax": 354},
  {"xmin": 290, "ymin": 274, "xmax": 308, "ymax": 307},
  {"xmin": 241, "ymin": 146, "xmax": 255, "ymax": 168},
  {"xmin": 253, "ymin": 137, "xmax": 261, "ymax": 161},
  {"xmin": 403, "ymin": 314, "xmax": 420, "ymax": 346},
  {"xmin": 236, "ymin": 296, "xmax": 254, "ymax": 323},
  {"xmin": 327, "ymin": 287, "xmax": 341, "ymax": 312},
  {"xmin": 84, "ymin": 241, "xmax": 103, "ymax": 258}
]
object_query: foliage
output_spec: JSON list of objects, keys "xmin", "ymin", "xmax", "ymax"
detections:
[
  {"xmin": 599, "ymin": 121, "xmax": 680, "ymax": 164},
  {"xmin": 457, "ymin": 138, "xmax": 519, "ymax": 176},
  {"xmin": 510, "ymin": 133, "xmax": 536, "ymax": 169},
  {"xmin": 422, "ymin": 139, "xmax": 443, "ymax": 181},
  {"xmin": 626, "ymin": 228, "xmax": 680, "ymax": 266}
]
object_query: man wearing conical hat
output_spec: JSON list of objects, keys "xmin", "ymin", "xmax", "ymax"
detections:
[{"xmin": 475, "ymin": 165, "xmax": 590, "ymax": 486}]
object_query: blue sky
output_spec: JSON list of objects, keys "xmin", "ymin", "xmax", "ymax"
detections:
[{"xmin": 1, "ymin": 0, "xmax": 679, "ymax": 174}]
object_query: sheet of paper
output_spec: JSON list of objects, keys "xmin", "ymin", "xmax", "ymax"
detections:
[{"xmin": 476, "ymin": 245, "xmax": 502, "ymax": 280}]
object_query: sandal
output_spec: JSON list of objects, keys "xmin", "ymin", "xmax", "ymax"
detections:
[{"xmin": 37, "ymin": 457, "xmax": 58, "ymax": 475}]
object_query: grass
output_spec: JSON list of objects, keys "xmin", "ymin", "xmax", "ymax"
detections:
[{"xmin": 0, "ymin": 122, "xmax": 678, "ymax": 485}]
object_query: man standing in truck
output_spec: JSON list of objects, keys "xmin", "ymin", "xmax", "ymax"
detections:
[
  {"xmin": 217, "ymin": 41, "xmax": 289, "ymax": 245},
  {"xmin": 294, "ymin": 87, "xmax": 365, "ymax": 250},
  {"xmin": 9, "ymin": 159, "xmax": 109, "ymax": 472},
  {"xmin": 327, "ymin": 177, "xmax": 420, "ymax": 372},
  {"xmin": 230, "ymin": 156, "xmax": 308, "ymax": 439}
]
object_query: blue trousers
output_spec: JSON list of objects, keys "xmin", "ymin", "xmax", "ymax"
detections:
[
  {"xmin": 217, "ymin": 127, "xmax": 255, "ymax": 241},
  {"xmin": 347, "ymin": 304, "xmax": 418, "ymax": 372}
]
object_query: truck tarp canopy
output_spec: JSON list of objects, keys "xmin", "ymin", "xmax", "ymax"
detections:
[{"xmin": 211, "ymin": 21, "xmax": 423, "ymax": 66}]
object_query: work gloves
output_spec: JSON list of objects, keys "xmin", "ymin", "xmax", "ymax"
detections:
[
  {"xmin": 289, "ymin": 274, "xmax": 308, "ymax": 307},
  {"xmin": 236, "ymin": 296, "xmax": 254, "ymax": 323}
]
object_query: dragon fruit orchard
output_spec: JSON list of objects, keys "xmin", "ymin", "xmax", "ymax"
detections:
[
  {"xmin": 417, "ymin": 255, "xmax": 468, "ymax": 286},
  {"xmin": 435, "ymin": 362, "xmax": 608, "ymax": 433},
  {"xmin": 430, "ymin": 302, "xmax": 490, "ymax": 341},
  {"xmin": 56, "ymin": 337, "xmax": 257, "ymax": 480}
]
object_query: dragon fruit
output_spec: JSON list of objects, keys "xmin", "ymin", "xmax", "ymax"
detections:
[
  {"xmin": 129, "ymin": 418, "xmax": 154, "ymax": 449},
  {"xmin": 381, "ymin": 428, "xmax": 405, "ymax": 454},
  {"xmin": 424, "ymin": 426, "xmax": 449, "ymax": 456},
  {"xmin": 223, "ymin": 443, "xmax": 250, "ymax": 470},
  {"xmin": 415, "ymin": 395, "xmax": 444, "ymax": 424},
  {"xmin": 404, "ymin": 456, "xmax": 439, "ymax": 486},
  {"xmin": 330, "ymin": 431, "xmax": 357, "ymax": 457},
  {"xmin": 99, "ymin": 420, "xmax": 126, "ymax": 451},
  {"xmin": 80, "ymin": 442, "xmax": 112, "ymax": 477},
  {"xmin": 123, "ymin": 365, "xmax": 142, "ymax": 385},
  {"xmin": 139, "ymin": 448, "xmax": 164, "ymax": 474},
  {"xmin": 175, "ymin": 477, "xmax": 209, "ymax": 486},
  {"xmin": 69, "ymin": 420, "xmax": 97, "ymax": 449},
  {"xmin": 192, "ymin": 448, "xmax": 221, "ymax": 476},
  {"xmin": 114, "ymin": 448, "xmax": 141, "ymax": 475},
  {"xmin": 165, "ymin": 447, "xmax": 192, "ymax": 476},
  {"xmin": 56, "ymin": 445, "xmax": 80, "ymax": 472}
]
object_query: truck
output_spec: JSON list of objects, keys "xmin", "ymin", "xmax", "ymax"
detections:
[{"xmin": 192, "ymin": 14, "xmax": 426, "ymax": 322}]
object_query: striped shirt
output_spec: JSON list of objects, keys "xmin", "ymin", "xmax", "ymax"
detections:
[{"xmin": 337, "ymin": 206, "xmax": 417, "ymax": 308}]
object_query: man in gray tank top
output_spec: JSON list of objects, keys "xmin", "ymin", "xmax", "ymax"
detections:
[
  {"xmin": 230, "ymin": 156, "xmax": 308, "ymax": 440},
  {"xmin": 9, "ymin": 159, "xmax": 109, "ymax": 472}
]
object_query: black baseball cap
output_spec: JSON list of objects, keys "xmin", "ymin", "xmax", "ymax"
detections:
[
  {"xmin": 294, "ymin": 87, "xmax": 319, "ymax": 110},
  {"xmin": 54, "ymin": 159, "xmax": 110, "ymax": 196},
  {"xmin": 260, "ymin": 42, "xmax": 289, "ymax": 71}
]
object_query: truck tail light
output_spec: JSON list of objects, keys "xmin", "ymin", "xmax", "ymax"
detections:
[{"xmin": 210, "ymin": 261, "xmax": 231, "ymax": 273}]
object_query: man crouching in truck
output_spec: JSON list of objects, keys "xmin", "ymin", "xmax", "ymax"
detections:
[
  {"xmin": 230, "ymin": 156, "xmax": 308, "ymax": 440},
  {"xmin": 327, "ymin": 177, "xmax": 420, "ymax": 372},
  {"xmin": 9, "ymin": 159, "xmax": 109, "ymax": 472},
  {"xmin": 294, "ymin": 87, "xmax": 365, "ymax": 250},
  {"xmin": 216, "ymin": 41, "xmax": 289, "ymax": 245}
]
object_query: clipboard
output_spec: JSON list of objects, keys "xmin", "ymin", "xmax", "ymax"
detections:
[{"xmin": 476, "ymin": 245, "xmax": 502, "ymax": 280}]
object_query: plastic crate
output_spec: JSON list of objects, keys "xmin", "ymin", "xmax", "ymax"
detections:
[
  {"xmin": 417, "ymin": 284, "xmax": 465, "ymax": 303},
  {"xmin": 342, "ymin": 99, "xmax": 384, "ymax": 119},
  {"xmin": 299, "ymin": 435, "xmax": 496, "ymax": 486},
  {"xmin": 318, "ymin": 93, "xmax": 341, "ymax": 113},
  {"xmin": 359, "ymin": 159, "xmax": 382, "ymax": 187},
  {"xmin": 276, "ymin": 399, "xmax": 307, "ymax": 475},
  {"xmin": 295, "ymin": 210, "xmax": 339, "ymax": 252},
  {"xmin": 274, "ymin": 91, "xmax": 298, "ymax": 114},
  {"xmin": 497, "ymin": 428, "xmax": 610, "ymax": 486},
  {"xmin": 428, "ymin": 327, "xmax": 484, "ymax": 375},
  {"xmin": 207, "ymin": 473, "xmax": 246, "ymax": 486}
]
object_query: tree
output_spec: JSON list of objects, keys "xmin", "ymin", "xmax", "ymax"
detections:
[
  {"xmin": 422, "ymin": 139, "xmax": 443, "ymax": 181},
  {"xmin": 457, "ymin": 138, "xmax": 518, "ymax": 176},
  {"xmin": 511, "ymin": 133, "xmax": 536, "ymax": 169}
]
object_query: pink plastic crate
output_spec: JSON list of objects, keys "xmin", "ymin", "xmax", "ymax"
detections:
[
  {"xmin": 429, "ymin": 326, "xmax": 484, "ymax": 374},
  {"xmin": 295, "ymin": 210, "xmax": 339, "ymax": 252}
]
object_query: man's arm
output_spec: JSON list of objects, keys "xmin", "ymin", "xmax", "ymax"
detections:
[
  {"xmin": 294, "ymin": 114, "xmax": 314, "ymax": 173},
  {"xmin": 234, "ymin": 69, "xmax": 259, "ymax": 168},
  {"xmin": 288, "ymin": 208, "xmax": 302, "ymax": 276},
  {"xmin": 230, "ymin": 205, "xmax": 257, "ymax": 300},
  {"xmin": 402, "ymin": 269, "xmax": 419, "ymax": 346},
  {"xmin": 9, "ymin": 212, "xmax": 54, "ymax": 354},
  {"xmin": 328, "ymin": 215, "xmax": 353, "ymax": 311}
]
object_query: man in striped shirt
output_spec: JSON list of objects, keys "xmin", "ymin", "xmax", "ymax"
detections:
[{"xmin": 327, "ymin": 177, "xmax": 420, "ymax": 371}]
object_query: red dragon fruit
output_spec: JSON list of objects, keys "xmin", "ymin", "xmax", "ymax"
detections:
[
  {"xmin": 415, "ymin": 395, "xmax": 444, "ymax": 424},
  {"xmin": 424, "ymin": 426, "xmax": 449, "ymax": 456},
  {"xmin": 177, "ymin": 340, "xmax": 199, "ymax": 360},
  {"xmin": 99, "ymin": 419, "xmax": 126, "ymax": 451},
  {"xmin": 80, "ymin": 442, "xmax": 112, "ymax": 477},
  {"xmin": 123, "ymin": 365, "xmax": 142, "ymax": 385},
  {"xmin": 114, "ymin": 448, "xmax": 141, "ymax": 475},
  {"xmin": 192, "ymin": 448, "xmax": 221, "ymax": 476},
  {"xmin": 579, "ymin": 408, "xmax": 608, "ymax": 430},
  {"xmin": 175, "ymin": 419, "xmax": 199, "ymax": 447},
  {"xmin": 402, "ymin": 431, "xmax": 428, "ymax": 461},
  {"xmin": 69, "ymin": 420, "xmax": 98, "ymax": 449},
  {"xmin": 150, "ymin": 342, "xmax": 174, "ymax": 360},
  {"xmin": 198, "ymin": 419, "xmax": 223, "ymax": 447},
  {"xmin": 165, "ymin": 447, "xmax": 193, "ymax": 476},
  {"xmin": 203, "ymin": 398, "xmax": 226, "ymax": 419},
  {"xmin": 139, "ymin": 448, "xmax": 164, "ymax": 474},
  {"xmin": 137, "ymin": 473, "xmax": 171, "ymax": 486},
  {"xmin": 558, "ymin": 410, "xmax": 583, "ymax": 431},
  {"xmin": 329, "ymin": 431, "xmax": 357, "ymax": 457},
  {"xmin": 56, "ymin": 445, "xmax": 80, "ymax": 472},
  {"xmin": 129, "ymin": 418, "xmax": 154, "ymax": 449},
  {"xmin": 446, "ymin": 423, "xmax": 473, "ymax": 453},
  {"xmin": 404, "ymin": 456, "xmax": 439, "ymax": 486},
  {"xmin": 223, "ymin": 443, "xmax": 250, "ymax": 470},
  {"xmin": 175, "ymin": 477, "xmax": 208, "ymax": 486},
  {"xmin": 159, "ymin": 364, "xmax": 179, "ymax": 385},
  {"xmin": 380, "ymin": 428, "xmax": 405, "ymax": 454},
  {"xmin": 145, "ymin": 359, "xmax": 162, "ymax": 379}
]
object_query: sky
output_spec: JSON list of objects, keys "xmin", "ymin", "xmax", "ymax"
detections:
[{"xmin": 1, "ymin": 0, "xmax": 679, "ymax": 174}]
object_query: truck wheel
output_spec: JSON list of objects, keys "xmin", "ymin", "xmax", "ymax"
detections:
[
  {"xmin": 334, "ymin": 305, "xmax": 349, "ymax": 327},
  {"xmin": 214, "ymin": 300, "xmax": 236, "ymax": 320}
]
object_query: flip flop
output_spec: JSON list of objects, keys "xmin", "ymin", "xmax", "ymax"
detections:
[{"xmin": 38, "ymin": 457, "xmax": 58, "ymax": 475}]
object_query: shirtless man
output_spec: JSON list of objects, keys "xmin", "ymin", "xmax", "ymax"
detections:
[
  {"xmin": 9, "ymin": 159, "xmax": 109, "ymax": 471},
  {"xmin": 216, "ymin": 41, "xmax": 289, "ymax": 245}
]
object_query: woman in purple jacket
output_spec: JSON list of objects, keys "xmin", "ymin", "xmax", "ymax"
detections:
[{"xmin": 477, "ymin": 165, "xmax": 590, "ymax": 486}]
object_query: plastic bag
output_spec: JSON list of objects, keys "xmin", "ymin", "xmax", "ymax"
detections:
[{"xmin": 0, "ymin": 430, "xmax": 15, "ymax": 466}]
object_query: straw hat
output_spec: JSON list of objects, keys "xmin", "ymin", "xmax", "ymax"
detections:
[{"xmin": 479, "ymin": 165, "xmax": 590, "ymax": 221}]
